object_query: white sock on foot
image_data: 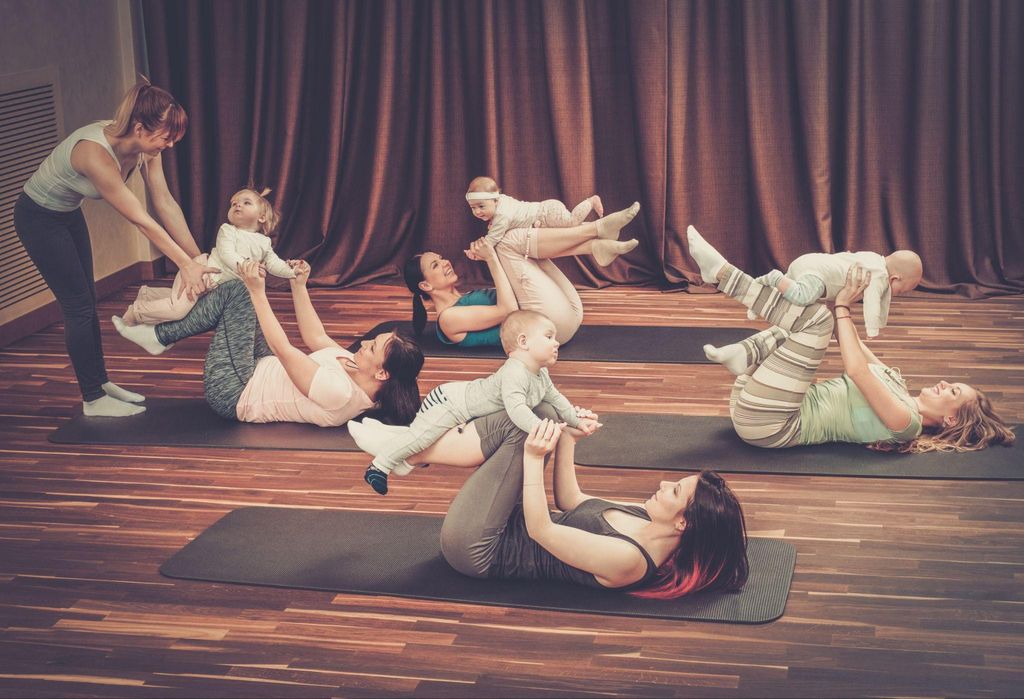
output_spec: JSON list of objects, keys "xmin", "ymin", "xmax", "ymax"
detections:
[
  {"xmin": 703, "ymin": 343, "xmax": 750, "ymax": 376},
  {"xmin": 348, "ymin": 417, "xmax": 414, "ymax": 474},
  {"xmin": 102, "ymin": 381, "xmax": 145, "ymax": 403},
  {"xmin": 595, "ymin": 202, "xmax": 640, "ymax": 240},
  {"xmin": 83, "ymin": 395, "xmax": 146, "ymax": 417},
  {"xmin": 112, "ymin": 316, "xmax": 170, "ymax": 355},
  {"xmin": 686, "ymin": 225, "xmax": 727, "ymax": 283}
]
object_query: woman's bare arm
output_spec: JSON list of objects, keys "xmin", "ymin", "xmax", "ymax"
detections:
[
  {"xmin": 439, "ymin": 238, "xmax": 519, "ymax": 341},
  {"xmin": 287, "ymin": 261, "xmax": 340, "ymax": 352},
  {"xmin": 140, "ymin": 153, "xmax": 203, "ymax": 258},
  {"xmin": 239, "ymin": 260, "xmax": 321, "ymax": 396},
  {"xmin": 521, "ymin": 421, "xmax": 648, "ymax": 587},
  {"xmin": 73, "ymin": 143, "xmax": 216, "ymax": 299},
  {"xmin": 835, "ymin": 266, "xmax": 912, "ymax": 431}
]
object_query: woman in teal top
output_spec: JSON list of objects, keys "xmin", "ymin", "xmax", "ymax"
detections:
[
  {"xmin": 687, "ymin": 226, "xmax": 1014, "ymax": 454},
  {"xmin": 403, "ymin": 238, "xmax": 519, "ymax": 348},
  {"xmin": 404, "ymin": 232, "xmax": 590, "ymax": 348},
  {"xmin": 435, "ymin": 287, "xmax": 503, "ymax": 347}
]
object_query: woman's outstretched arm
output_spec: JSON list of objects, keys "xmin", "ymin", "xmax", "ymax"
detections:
[
  {"xmin": 287, "ymin": 261, "xmax": 339, "ymax": 352},
  {"xmin": 437, "ymin": 238, "xmax": 519, "ymax": 339},
  {"xmin": 75, "ymin": 144, "xmax": 216, "ymax": 299},
  {"xmin": 552, "ymin": 421, "xmax": 605, "ymax": 511},
  {"xmin": 239, "ymin": 260, "xmax": 321, "ymax": 396},
  {"xmin": 521, "ymin": 421, "xmax": 647, "ymax": 587},
  {"xmin": 835, "ymin": 266, "xmax": 912, "ymax": 431}
]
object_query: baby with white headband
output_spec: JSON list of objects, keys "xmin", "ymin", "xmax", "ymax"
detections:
[{"xmin": 466, "ymin": 176, "xmax": 640, "ymax": 267}]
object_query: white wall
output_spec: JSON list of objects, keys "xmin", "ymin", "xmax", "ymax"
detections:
[{"xmin": 0, "ymin": 0, "xmax": 158, "ymax": 328}]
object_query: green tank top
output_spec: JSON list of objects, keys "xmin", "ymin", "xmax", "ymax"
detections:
[
  {"xmin": 436, "ymin": 288, "xmax": 502, "ymax": 347},
  {"xmin": 798, "ymin": 364, "xmax": 923, "ymax": 446}
]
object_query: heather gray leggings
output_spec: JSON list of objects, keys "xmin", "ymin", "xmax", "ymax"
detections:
[
  {"xmin": 440, "ymin": 404, "xmax": 559, "ymax": 577},
  {"xmin": 155, "ymin": 280, "xmax": 272, "ymax": 419}
]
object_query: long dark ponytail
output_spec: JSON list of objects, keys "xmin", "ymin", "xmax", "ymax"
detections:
[
  {"xmin": 362, "ymin": 331, "xmax": 424, "ymax": 425},
  {"xmin": 403, "ymin": 254, "xmax": 429, "ymax": 336},
  {"xmin": 632, "ymin": 470, "xmax": 749, "ymax": 599}
]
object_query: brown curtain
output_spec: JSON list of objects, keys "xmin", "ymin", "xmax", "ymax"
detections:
[{"xmin": 142, "ymin": 0, "xmax": 1023, "ymax": 296}]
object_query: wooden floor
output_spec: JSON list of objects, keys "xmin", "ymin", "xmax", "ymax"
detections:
[{"xmin": 1, "ymin": 281, "xmax": 1023, "ymax": 698}]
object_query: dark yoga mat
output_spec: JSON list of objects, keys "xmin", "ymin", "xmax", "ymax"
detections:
[
  {"xmin": 574, "ymin": 413, "xmax": 1023, "ymax": 480},
  {"xmin": 350, "ymin": 321, "xmax": 760, "ymax": 363},
  {"xmin": 161, "ymin": 507, "xmax": 795, "ymax": 624},
  {"xmin": 48, "ymin": 398, "xmax": 358, "ymax": 451}
]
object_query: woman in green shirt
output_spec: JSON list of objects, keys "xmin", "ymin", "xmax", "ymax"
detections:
[{"xmin": 687, "ymin": 226, "xmax": 1014, "ymax": 454}]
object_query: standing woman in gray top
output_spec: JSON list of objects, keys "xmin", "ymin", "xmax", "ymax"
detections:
[
  {"xmin": 380, "ymin": 412, "xmax": 748, "ymax": 597},
  {"xmin": 15, "ymin": 80, "xmax": 219, "ymax": 416}
]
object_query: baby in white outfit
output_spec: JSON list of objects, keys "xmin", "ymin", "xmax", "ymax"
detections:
[
  {"xmin": 465, "ymin": 176, "xmax": 641, "ymax": 267},
  {"xmin": 748, "ymin": 249, "xmax": 923, "ymax": 338},
  {"xmin": 119, "ymin": 187, "xmax": 296, "ymax": 325}
]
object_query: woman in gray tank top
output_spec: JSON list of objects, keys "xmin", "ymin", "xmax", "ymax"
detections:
[
  {"xmin": 14, "ymin": 81, "xmax": 219, "ymax": 417},
  {"xmin": 366, "ymin": 410, "xmax": 749, "ymax": 598}
]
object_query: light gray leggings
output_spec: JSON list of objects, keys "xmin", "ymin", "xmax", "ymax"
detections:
[
  {"xmin": 155, "ymin": 280, "xmax": 272, "ymax": 419},
  {"xmin": 440, "ymin": 404, "xmax": 559, "ymax": 577},
  {"xmin": 719, "ymin": 264, "xmax": 835, "ymax": 448}
]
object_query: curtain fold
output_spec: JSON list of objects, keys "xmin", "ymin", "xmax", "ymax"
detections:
[{"xmin": 142, "ymin": 0, "xmax": 1023, "ymax": 296}]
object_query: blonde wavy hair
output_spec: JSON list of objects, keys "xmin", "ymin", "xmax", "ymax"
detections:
[
  {"xmin": 873, "ymin": 388, "xmax": 1016, "ymax": 454},
  {"xmin": 232, "ymin": 186, "xmax": 280, "ymax": 237}
]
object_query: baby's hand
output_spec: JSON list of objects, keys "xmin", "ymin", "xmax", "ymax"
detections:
[
  {"xmin": 465, "ymin": 237, "xmax": 495, "ymax": 263},
  {"xmin": 574, "ymin": 405, "xmax": 599, "ymax": 421},
  {"xmin": 289, "ymin": 260, "xmax": 311, "ymax": 284}
]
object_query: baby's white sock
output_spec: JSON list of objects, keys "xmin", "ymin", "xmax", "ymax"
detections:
[
  {"xmin": 703, "ymin": 343, "xmax": 750, "ymax": 376},
  {"xmin": 102, "ymin": 381, "xmax": 145, "ymax": 403},
  {"xmin": 83, "ymin": 395, "xmax": 146, "ymax": 417},
  {"xmin": 112, "ymin": 316, "xmax": 170, "ymax": 355}
]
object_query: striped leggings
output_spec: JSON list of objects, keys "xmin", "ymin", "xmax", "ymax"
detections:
[
  {"xmin": 154, "ymin": 280, "xmax": 272, "ymax": 419},
  {"xmin": 719, "ymin": 264, "xmax": 835, "ymax": 448}
]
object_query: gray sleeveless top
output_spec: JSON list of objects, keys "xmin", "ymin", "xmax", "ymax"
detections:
[
  {"xmin": 489, "ymin": 497, "xmax": 660, "ymax": 590},
  {"xmin": 23, "ymin": 120, "xmax": 142, "ymax": 212}
]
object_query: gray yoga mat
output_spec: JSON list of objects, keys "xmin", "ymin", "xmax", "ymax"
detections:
[
  {"xmin": 350, "ymin": 321, "xmax": 760, "ymax": 363},
  {"xmin": 48, "ymin": 398, "xmax": 357, "ymax": 451},
  {"xmin": 161, "ymin": 507, "xmax": 795, "ymax": 624},
  {"xmin": 574, "ymin": 413, "xmax": 1023, "ymax": 480}
]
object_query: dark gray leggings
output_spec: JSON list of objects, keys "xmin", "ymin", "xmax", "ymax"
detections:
[
  {"xmin": 155, "ymin": 280, "xmax": 272, "ymax": 419},
  {"xmin": 440, "ymin": 405, "xmax": 558, "ymax": 577},
  {"xmin": 14, "ymin": 193, "xmax": 107, "ymax": 400}
]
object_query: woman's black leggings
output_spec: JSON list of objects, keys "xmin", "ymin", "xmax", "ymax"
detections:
[{"xmin": 14, "ymin": 193, "xmax": 107, "ymax": 401}]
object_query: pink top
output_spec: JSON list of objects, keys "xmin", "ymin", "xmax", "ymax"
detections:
[{"xmin": 235, "ymin": 347, "xmax": 374, "ymax": 426}]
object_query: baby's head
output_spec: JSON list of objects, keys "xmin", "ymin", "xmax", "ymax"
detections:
[
  {"xmin": 500, "ymin": 310, "xmax": 560, "ymax": 368},
  {"xmin": 466, "ymin": 176, "xmax": 500, "ymax": 222},
  {"xmin": 228, "ymin": 187, "xmax": 279, "ymax": 236},
  {"xmin": 885, "ymin": 250, "xmax": 923, "ymax": 295}
]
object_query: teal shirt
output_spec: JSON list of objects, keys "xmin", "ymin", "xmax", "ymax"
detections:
[
  {"xmin": 437, "ymin": 288, "xmax": 502, "ymax": 347},
  {"xmin": 798, "ymin": 364, "xmax": 923, "ymax": 446}
]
